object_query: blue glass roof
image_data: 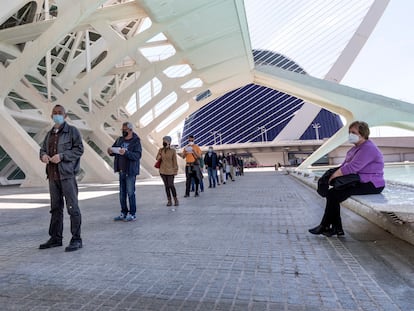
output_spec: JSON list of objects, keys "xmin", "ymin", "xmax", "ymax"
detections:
[{"xmin": 181, "ymin": 50, "xmax": 343, "ymax": 146}]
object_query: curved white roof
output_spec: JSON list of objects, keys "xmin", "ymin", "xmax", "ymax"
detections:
[{"xmin": 1, "ymin": 0, "xmax": 413, "ymax": 186}]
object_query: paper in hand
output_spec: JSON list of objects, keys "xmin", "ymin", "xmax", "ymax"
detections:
[{"xmin": 111, "ymin": 147, "xmax": 121, "ymax": 154}]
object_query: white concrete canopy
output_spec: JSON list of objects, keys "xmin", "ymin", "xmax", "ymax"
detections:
[
  {"xmin": 254, "ymin": 65, "xmax": 414, "ymax": 169},
  {"xmin": 0, "ymin": 0, "xmax": 410, "ymax": 186}
]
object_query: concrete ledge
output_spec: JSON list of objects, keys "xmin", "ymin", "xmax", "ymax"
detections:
[{"xmin": 288, "ymin": 169, "xmax": 414, "ymax": 246}]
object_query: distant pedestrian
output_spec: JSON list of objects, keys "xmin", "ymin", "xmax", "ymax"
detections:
[
  {"xmin": 226, "ymin": 152, "xmax": 236, "ymax": 181},
  {"xmin": 218, "ymin": 154, "xmax": 227, "ymax": 184},
  {"xmin": 182, "ymin": 135, "xmax": 201, "ymax": 197},
  {"xmin": 238, "ymin": 157, "xmax": 244, "ymax": 176},
  {"xmin": 156, "ymin": 136, "xmax": 179, "ymax": 208}
]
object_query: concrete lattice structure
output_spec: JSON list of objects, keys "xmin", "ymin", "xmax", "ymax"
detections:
[{"xmin": 1, "ymin": 0, "xmax": 414, "ymax": 187}]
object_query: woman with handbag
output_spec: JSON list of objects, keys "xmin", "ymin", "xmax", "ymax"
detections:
[
  {"xmin": 309, "ymin": 121, "xmax": 385, "ymax": 237},
  {"xmin": 156, "ymin": 136, "xmax": 179, "ymax": 208}
]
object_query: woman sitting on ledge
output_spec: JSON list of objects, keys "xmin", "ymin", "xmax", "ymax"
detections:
[{"xmin": 309, "ymin": 121, "xmax": 385, "ymax": 237}]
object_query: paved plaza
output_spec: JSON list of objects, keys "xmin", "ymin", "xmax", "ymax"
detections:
[{"xmin": 0, "ymin": 169, "xmax": 413, "ymax": 311}]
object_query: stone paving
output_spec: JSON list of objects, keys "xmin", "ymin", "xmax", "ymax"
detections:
[{"xmin": 0, "ymin": 169, "xmax": 413, "ymax": 311}]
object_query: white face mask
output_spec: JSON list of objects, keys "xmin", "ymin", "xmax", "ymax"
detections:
[
  {"xmin": 188, "ymin": 141, "xmax": 194, "ymax": 146},
  {"xmin": 348, "ymin": 133, "xmax": 360, "ymax": 144}
]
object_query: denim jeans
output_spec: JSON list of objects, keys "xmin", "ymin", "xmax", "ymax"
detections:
[
  {"xmin": 207, "ymin": 167, "xmax": 217, "ymax": 187},
  {"xmin": 119, "ymin": 172, "xmax": 137, "ymax": 216}
]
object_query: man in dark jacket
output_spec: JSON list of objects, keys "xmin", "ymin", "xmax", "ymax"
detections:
[
  {"xmin": 107, "ymin": 122, "xmax": 142, "ymax": 221},
  {"xmin": 39, "ymin": 104, "xmax": 84, "ymax": 252},
  {"xmin": 204, "ymin": 146, "xmax": 218, "ymax": 188}
]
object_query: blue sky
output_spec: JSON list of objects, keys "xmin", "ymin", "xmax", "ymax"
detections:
[{"xmin": 342, "ymin": 0, "xmax": 414, "ymax": 136}]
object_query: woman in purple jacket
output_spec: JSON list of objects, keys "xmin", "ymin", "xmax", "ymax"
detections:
[{"xmin": 309, "ymin": 121, "xmax": 385, "ymax": 237}]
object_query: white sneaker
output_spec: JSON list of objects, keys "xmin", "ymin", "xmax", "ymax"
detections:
[
  {"xmin": 124, "ymin": 214, "xmax": 137, "ymax": 221},
  {"xmin": 113, "ymin": 213, "xmax": 126, "ymax": 221}
]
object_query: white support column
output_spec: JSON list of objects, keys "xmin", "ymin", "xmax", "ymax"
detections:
[
  {"xmin": 44, "ymin": 0, "xmax": 52, "ymax": 103},
  {"xmin": 115, "ymin": 74, "xmax": 120, "ymax": 118},
  {"xmin": 254, "ymin": 66, "xmax": 414, "ymax": 169},
  {"xmin": 78, "ymin": 143, "xmax": 117, "ymax": 183},
  {"xmin": 135, "ymin": 72, "xmax": 139, "ymax": 111},
  {"xmin": 0, "ymin": 104, "xmax": 46, "ymax": 187},
  {"xmin": 274, "ymin": 0, "xmax": 390, "ymax": 141},
  {"xmin": 85, "ymin": 29, "xmax": 93, "ymax": 112}
]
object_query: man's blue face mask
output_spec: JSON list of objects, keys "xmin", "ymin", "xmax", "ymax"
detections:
[{"xmin": 52, "ymin": 114, "xmax": 65, "ymax": 125}]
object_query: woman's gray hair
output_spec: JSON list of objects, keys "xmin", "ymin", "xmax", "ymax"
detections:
[{"xmin": 123, "ymin": 122, "xmax": 134, "ymax": 130}]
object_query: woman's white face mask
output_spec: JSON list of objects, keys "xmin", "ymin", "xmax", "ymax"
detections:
[{"xmin": 348, "ymin": 133, "xmax": 360, "ymax": 144}]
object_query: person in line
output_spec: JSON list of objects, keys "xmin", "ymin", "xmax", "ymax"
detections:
[
  {"xmin": 108, "ymin": 122, "xmax": 142, "ymax": 221},
  {"xmin": 182, "ymin": 135, "xmax": 202, "ymax": 197},
  {"xmin": 191, "ymin": 156, "xmax": 205, "ymax": 192},
  {"xmin": 198, "ymin": 156, "xmax": 205, "ymax": 192},
  {"xmin": 226, "ymin": 152, "xmax": 236, "ymax": 181},
  {"xmin": 39, "ymin": 104, "xmax": 84, "ymax": 252},
  {"xmin": 204, "ymin": 146, "xmax": 219, "ymax": 188},
  {"xmin": 156, "ymin": 136, "xmax": 179, "ymax": 208},
  {"xmin": 238, "ymin": 157, "xmax": 244, "ymax": 176},
  {"xmin": 218, "ymin": 154, "xmax": 227, "ymax": 184},
  {"xmin": 309, "ymin": 121, "xmax": 385, "ymax": 237}
]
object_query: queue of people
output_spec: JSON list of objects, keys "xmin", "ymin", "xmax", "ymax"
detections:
[
  {"xmin": 177, "ymin": 135, "xmax": 244, "ymax": 197},
  {"xmin": 37, "ymin": 107, "xmax": 384, "ymax": 252}
]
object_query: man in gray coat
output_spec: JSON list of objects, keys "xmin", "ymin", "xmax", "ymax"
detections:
[{"xmin": 39, "ymin": 104, "xmax": 84, "ymax": 252}]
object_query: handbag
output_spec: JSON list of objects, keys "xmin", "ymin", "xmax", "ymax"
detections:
[
  {"xmin": 154, "ymin": 159, "xmax": 161, "ymax": 169},
  {"xmin": 330, "ymin": 174, "xmax": 360, "ymax": 189},
  {"xmin": 317, "ymin": 167, "xmax": 338, "ymax": 197},
  {"xmin": 317, "ymin": 167, "xmax": 360, "ymax": 197}
]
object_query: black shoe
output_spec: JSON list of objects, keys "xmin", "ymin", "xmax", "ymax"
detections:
[
  {"xmin": 333, "ymin": 227, "xmax": 345, "ymax": 236},
  {"xmin": 184, "ymin": 194, "xmax": 189, "ymax": 198},
  {"xmin": 308, "ymin": 225, "xmax": 332, "ymax": 236},
  {"xmin": 39, "ymin": 238, "xmax": 62, "ymax": 249},
  {"xmin": 321, "ymin": 228, "xmax": 334, "ymax": 237},
  {"xmin": 195, "ymin": 192, "xmax": 199, "ymax": 197},
  {"xmin": 65, "ymin": 239, "xmax": 82, "ymax": 252}
]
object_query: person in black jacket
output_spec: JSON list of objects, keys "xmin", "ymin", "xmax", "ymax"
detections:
[
  {"xmin": 204, "ymin": 146, "xmax": 218, "ymax": 188},
  {"xmin": 107, "ymin": 122, "xmax": 142, "ymax": 221},
  {"xmin": 39, "ymin": 104, "xmax": 84, "ymax": 252}
]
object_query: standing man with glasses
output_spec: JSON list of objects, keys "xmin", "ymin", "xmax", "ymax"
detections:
[
  {"xmin": 107, "ymin": 122, "xmax": 142, "ymax": 221},
  {"xmin": 39, "ymin": 104, "xmax": 84, "ymax": 252}
]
